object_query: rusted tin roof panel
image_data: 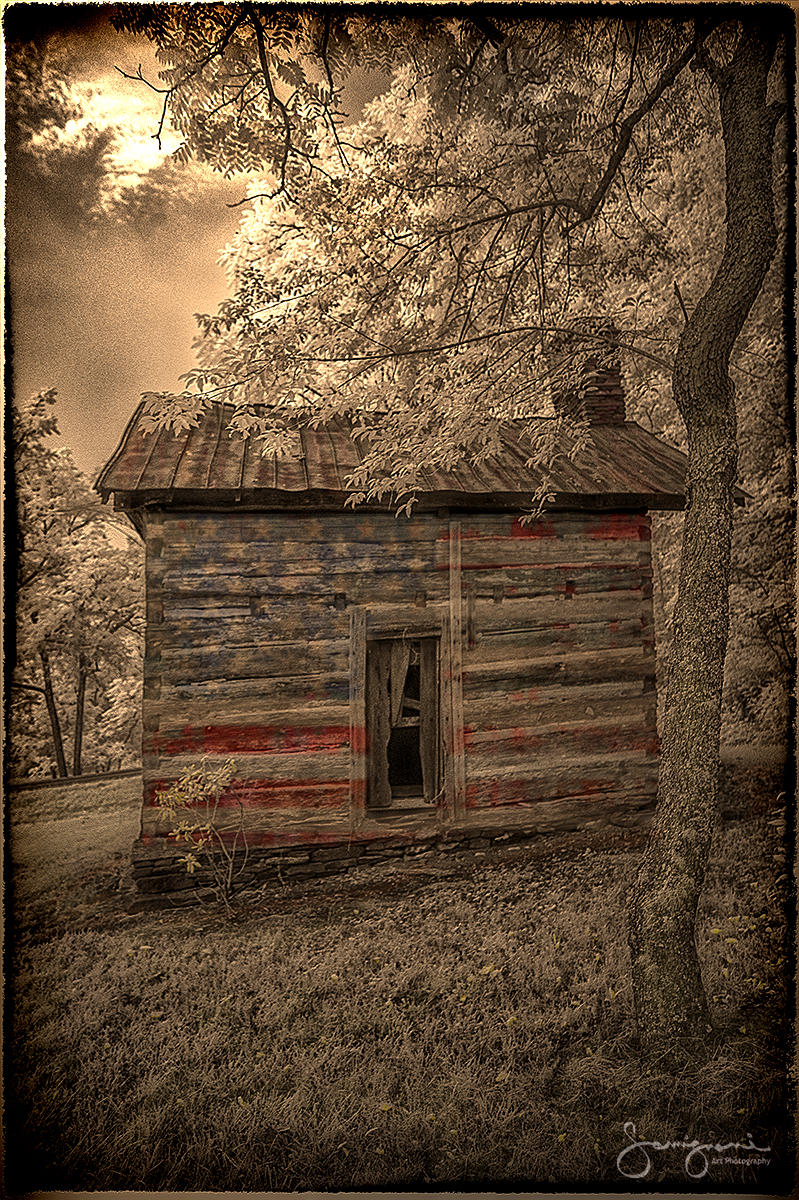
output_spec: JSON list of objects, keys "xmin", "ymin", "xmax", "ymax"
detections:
[
  {"xmin": 96, "ymin": 400, "xmax": 697, "ymax": 507},
  {"xmin": 172, "ymin": 417, "xmax": 217, "ymax": 490},
  {"xmin": 273, "ymin": 430, "xmax": 307, "ymax": 491}
]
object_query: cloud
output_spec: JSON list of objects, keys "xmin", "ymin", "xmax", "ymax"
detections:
[
  {"xmin": 29, "ymin": 75, "xmax": 183, "ymax": 185},
  {"xmin": 6, "ymin": 5, "xmax": 248, "ymax": 232},
  {"xmin": 4, "ymin": 5, "xmax": 250, "ymax": 475}
]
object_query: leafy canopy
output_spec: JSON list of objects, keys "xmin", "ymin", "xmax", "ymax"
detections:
[{"xmin": 116, "ymin": 6, "xmax": 726, "ymax": 503}]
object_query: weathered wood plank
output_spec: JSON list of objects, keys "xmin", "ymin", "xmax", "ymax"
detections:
[
  {"xmin": 162, "ymin": 538, "xmax": 446, "ymax": 569},
  {"xmin": 473, "ymin": 591, "xmax": 650, "ymax": 631},
  {"xmin": 147, "ymin": 721, "xmax": 352, "ymax": 757},
  {"xmin": 349, "ymin": 607, "xmax": 367, "ymax": 822},
  {"xmin": 439, "ymin": 610, "xmax": 456, "ymax": 817},
  {"xmin": 139, "ymin": 792, "xmax": 347, "ymax": 840},
  {"xmin": 141, "ymin": 771, "xmax": 350, "ymax": 803},
  {"xmin": 159, "ymin": 569, "xmax": 450, "ymax": 601},
  {"xmin": 462, "ymin": 644, "xmax": 654, "ymax": 694},
  {"xmin": 160, "ymin": 511, "xmax": 447, "ymax": 545},
  {"xmin": 466, "ymin": 744, "xmax": 657, "ymax": 777},
  {"xmin": 463, "ymin": 680, "xmax": 653, "ymax": 726},
  {"xmin": 464, "ymin": 718, "xmax": 658, "ymax": 761},
  {"xmin": 464, "ymin": 708, "xmax": 654, "ymax": 744},
  {"xmin": 468, "ymin": 618, "xmax": 645, "ymax": 661},
  {"xmin": 152, "ymin": 748, "xmax": 351, "ymax": 783},
  {"xmin": 366, "ymin": 639, "xmax": 392, "ymax": 809},
  {"xmin": 143, "ymin": 530, "xmax": 164, "ymax": 707},
  {"xmin": 459, "ymin": 565, "xmax": 651, "ymax": 599},
  {"xmin": 155, "ymin": 617, "xmax": 346, "ymax": 649},
  {"xmin": 365, "ymin": 603, "xmax": 446, "ymax": 638},
  {"xmin": 161, "ymin": 547, "xmax": 443, "ymax": 578},
  {"xmin": 453, "ymin": 513, "xmax": 651, "ymax": 541},
  {"xmin": 150, "ymin": 699, "xmax": 349, "ymax": 730},
  {"xmin": 158, "ymin": 639, "xmax": 349, "ymax": 684},
  {"xmin": 419, "ymin": 637, "xmax": 439, "ymax": 803},
  {"xmin": 449, "ymin": 517, "xmax": 466, "ymax": 815},
  {"xmin": 161, "ymin": 604, "xmax": 255, "ymax": 623},
  {"xmin": 453, "ymin": 538, "xmax": 649, "ymax": 568},
  {"xmin": 159, "ymin": 673, "xmax": 350, "ymax": 705},
  {"xmin": 465, "ymin": 756, "xmax": 659, "ymax": 807}
]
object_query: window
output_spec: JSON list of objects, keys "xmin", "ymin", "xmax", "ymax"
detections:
[{"xmin": 366, "ymin": 636, "xmax": 439, "ymax": 809}]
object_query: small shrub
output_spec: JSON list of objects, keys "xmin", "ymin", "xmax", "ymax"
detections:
[{"xmin": 154, "ymin": 757, "xmax": 248, "ymax": 911}]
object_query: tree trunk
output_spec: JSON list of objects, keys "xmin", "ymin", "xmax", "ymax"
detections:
[
  {"xmin": 72, "ymin": 656, "xmax": 88, "ymax": 776},
  {"xmin": 39, "ymin": 649, "xmax": 68, "ymax": 778},
  {"xmin": 783, "ymin": 668, "xmax": 796, "ymax": 802},
  {"xmin": 628, "ymin": 27, "xmax": 781, "ymax": 1060}
]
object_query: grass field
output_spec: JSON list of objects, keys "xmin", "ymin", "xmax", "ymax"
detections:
[{"xmin": 5, "ymin": 755, "xmax": 793, "ymax": 1192}]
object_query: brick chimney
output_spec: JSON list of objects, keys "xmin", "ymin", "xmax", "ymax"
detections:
[{"xmin": 547, "ymin": 318, "xmax": 625, "ymax": 424}]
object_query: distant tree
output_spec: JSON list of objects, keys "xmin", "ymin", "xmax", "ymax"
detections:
[
  {"xmin": 116, "ymin": 6, "xmax": 789, "ymax": 1059},
  {"xmin": 11, "ymin": 389, "xmax": 144, "ymax": 778}
]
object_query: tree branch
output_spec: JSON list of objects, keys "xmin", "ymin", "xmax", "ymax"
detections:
[
  {"xmin": 246, "ymin": 3, "xmax": 293, "ymax": 196},
  {"xmin": 459, "ymin": 217, "xmax": 508, "ymax": 343},
  {"xmin": 118, "ymin": 8, "xmax": 249, "ymax": 150},
  {"xmin": 319, "ymin": 12, "xmax": 336, "ymax": 94},
  {"xmin": 11, "ymin": 681, "xmax": 46, "ymax": 696},
  {"xmin": 568, "ymin": 26, "xmax": 704, "ymax": 231},
  {"xmin": 673, "ymin": 281, "xmax": 690, "ymax": 325},
  {"xmin": 612, "ymin": 19, "xmax": 640, "ymax": 134}
]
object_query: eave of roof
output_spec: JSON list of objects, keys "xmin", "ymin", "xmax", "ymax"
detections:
[{"xmin": 95, "ymin": 401, "xmax": 740, "ymax": 511}]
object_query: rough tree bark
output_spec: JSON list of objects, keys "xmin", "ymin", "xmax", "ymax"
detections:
[
  {"xmin": 39, "ymin": 648, "xmax": 68, "ymax": 778},
  {"xmin": 628, "ymin": 26, "xmax": 782, "ymax": 1060},
  {"xmin": 72, "ymin": 655, "xmax": 88, "ymax": 776}
]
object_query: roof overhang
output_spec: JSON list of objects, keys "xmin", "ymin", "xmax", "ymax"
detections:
[{"xmin": 96, "ymin": 401, "xmax": 727, "ymax": 514}]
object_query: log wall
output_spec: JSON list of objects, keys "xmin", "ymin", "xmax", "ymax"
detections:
[
  {"xmin": 140, "ymin": 506, "xmax": 658, "ymax": 846},
  {"xmin": 457, "ymin": 512, "xmax": 658, "ymax": 810},
  {"xmin": 141, "ymin": 509, "xmax": 448, "ymax": 840}
]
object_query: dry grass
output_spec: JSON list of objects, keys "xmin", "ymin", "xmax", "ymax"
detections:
[
  {"xmin": 5, "ymin": 764, "xmax": 793, "ymax": 1192},
  {"xmin": 10, "ymin": 773, "xmax": 142, "ymax": 825}
]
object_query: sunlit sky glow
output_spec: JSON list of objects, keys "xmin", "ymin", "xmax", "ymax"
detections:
[
  {"xmin": 6, "ymin": 4, "xmax": 385, "ymax": 478},
  {"xmin": 7, "ymin": 4, "xmax": 249, "ymax": 476},
  {"xmin": 58, "ymin": 79, "xmax": 184, "ymax": 172}
]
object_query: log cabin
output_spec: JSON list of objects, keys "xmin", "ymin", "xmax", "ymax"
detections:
[{"xmin": 97, "ymin": 348, "xmax": 702, "ymax": 899}]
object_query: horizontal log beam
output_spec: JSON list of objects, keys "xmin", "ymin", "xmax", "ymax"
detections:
[{"xmin": 143, "ymin": 777, "xmax": 351, "ymax": 811}]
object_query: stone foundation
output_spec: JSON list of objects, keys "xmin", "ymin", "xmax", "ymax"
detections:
[{"xmin": 130, "ymin": 798, "xmax": 655, "ymax": 911}]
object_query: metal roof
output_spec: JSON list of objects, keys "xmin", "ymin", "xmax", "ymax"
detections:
[{"xmin": 96, "ymin": 401, "xmax": 699, "ymax": 510}]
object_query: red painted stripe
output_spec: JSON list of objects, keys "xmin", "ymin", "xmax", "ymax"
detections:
[
  {"xmin": 350, "ymin": 778, "xmax": 367, "ymax": 809},
  {"xmin": 147, "ymin": 724, "xmax": 352, "ymax": 757},
  {"xmin": 440, "ymin": 519, "xmax": 646, "ymax": 543},
  {"xmin": 145, "ymin": 778, "xmax": 349, "ymax": 809},
  {"xmin": 585, "ymin": 515, "xmax": 648, "ymax": 541},
  {"xmin": 350, "ymin": 724, "xmax": 368, "ymax": 756},
  {"xmin": 436, "ymin": 561, "xmax": 638, "ymax": 572},
  {"xmin": 446, "ymin": 515, "xmax": 649, "ymax": 541}
]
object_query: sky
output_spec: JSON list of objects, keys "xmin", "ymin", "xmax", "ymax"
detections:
[{"xmin": 5, "ymin": 3, "xmax": 270, "ymax": 477}]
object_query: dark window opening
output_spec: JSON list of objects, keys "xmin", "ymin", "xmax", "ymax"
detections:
[
  {"xmin": 387, "ymin": 725, "xmax": 422, "ymax": 793},
  {"xmin": 366, "ymin": 636, "xmax": 439, "ymax": 809}
]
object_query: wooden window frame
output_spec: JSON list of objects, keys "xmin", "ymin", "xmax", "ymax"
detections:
[{"xmin": 349, "ymin": 603, "xmax": 463, "ymax": 823}]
